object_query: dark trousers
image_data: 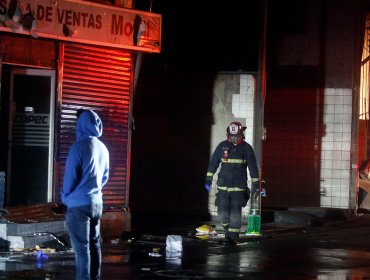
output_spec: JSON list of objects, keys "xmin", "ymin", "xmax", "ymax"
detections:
[
  {"xmin": 216, "ymin": 190, "xmax": 246, "ymax": 240},
  {"xmin": 66, "ymin": 203, "xmax": 103, "ymax": 280}
]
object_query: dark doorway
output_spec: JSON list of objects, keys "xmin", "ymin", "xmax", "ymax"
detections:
[{"xmin": 5, "ymin": 67, "xmax": 55, "ymax": 206}]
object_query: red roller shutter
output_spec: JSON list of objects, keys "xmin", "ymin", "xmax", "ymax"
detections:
[{"xmin": 55, "ymin": 43, "xmax": 133, "ymax": 209}]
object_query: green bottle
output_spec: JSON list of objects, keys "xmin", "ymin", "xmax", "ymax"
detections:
[
  {"xmin": 247, "ymin": 212, "xmax": 261, "ymax": 234},
  {"xmin": 247, "ymin": 194, "xmax": 261, "ymax": 235}
]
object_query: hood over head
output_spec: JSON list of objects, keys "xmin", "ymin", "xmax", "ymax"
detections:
[{"xmin": 76, "ymin": 109, "xmax": 103, "ymax": 140}]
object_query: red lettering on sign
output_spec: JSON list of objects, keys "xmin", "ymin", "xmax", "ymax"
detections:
[
  {"xmin": 96, "ymin": 15, "xmax": 102, "ymax": 29},
  {"xmin": 111, "ymin": 14, "xmax": 123, "ymax": 35},
  {"xmin": 56, "ymin": 8, "xmax": 102, "ymax": 29},
  {"xmin": 36, "ymin": 5, "xmax": 44, "ymax": 20},
  {"xmin": 37, "ymin": 5, "xmax": 53, "ymax": 22},
  {"xmin": 87, "ymin": 14, "xmax": 95, "ymax": 28},
  {"xmin": 124, "ymin": 22, "xmax": 132, "ymax": 36},
  {"xmin": 45, "ymin": 6, "xmax": 53, "ymax": 22},
  {"xmin": 65, "ymin": 10, "xmax": 72, "ymax": 25},
  {"xmin": 57, "ymin": 8, "xmax": 64, "ymax": 24},
  {"xmin": 72, "ymin": 11, "xmax": 80, "ymax": 26},
  {"xmin": 80, "ymin": 13, "xmax": 89, "ymax": 27}
]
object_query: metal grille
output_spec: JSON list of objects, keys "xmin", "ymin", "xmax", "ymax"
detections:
[{"xmin": 56, "ymin": 43, "xmax": 132, "ymax": 209}]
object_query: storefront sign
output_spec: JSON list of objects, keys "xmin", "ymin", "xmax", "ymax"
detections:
[
  {"xmin": 0, "ymin": 0, "xmax": 161, "ymax": 53},
  {"xmin": 12, "ymin": 113, "xmax": 50, "ymax": 147},
  {"xmin": 14, "ymin": 113, "xmax": 49, "ymax": 125}
]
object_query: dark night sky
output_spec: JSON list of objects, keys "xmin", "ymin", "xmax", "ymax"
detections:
[{"xmin": 135, "ymin": 0, "xmax": 262, "ymax": 72}]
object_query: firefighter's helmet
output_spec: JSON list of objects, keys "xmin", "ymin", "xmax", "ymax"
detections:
[{"xmin": 226, "ymin": 121, "xmax": 246, "ymax": 145}]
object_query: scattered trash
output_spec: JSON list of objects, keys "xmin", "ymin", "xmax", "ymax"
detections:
[
  {"xmin": 149, "ymin": 247, "xmax": 162, "ymax": 257},
  {"xmin": 35, "ymin": 245, "xmax": 49, "ymax": 268},
  {"xmin": 166, "ymin": 235, "xmax": 182, "ymax": 259},
  {"xmin": 166, "ymin": 235, "xmax": 182, "ymax": 252},
  {"xmin": 141, "ymin": 267, "xmax": 151, "ymax": 271},
  {"xmin": 196, "ymin": 224, "xmax": 217, "ymax": 234},
  {"xmin": 148, "ymin": 252, "xmax": 162, "ymax": 257},
  {"xmin": 35, "ymin": 245, "xmax": 48, "ymax": 260},
  {"xmin": 152, "ymin": 247, "xmax": 160, "ymax": 253},
  {"xmin": 195, "ymin": 224, "xmax": 217, "ymax": 239},
  {"xmin": 34, "ymin": 232, "xmax": 69, "ymax": 250},
  {"xmin": 111, "ymin": 239, "xmax": 119, "ymax": 244},
  {"xmin": 196, "ymin": 235, "xmax": 209, "ymax": 240}
]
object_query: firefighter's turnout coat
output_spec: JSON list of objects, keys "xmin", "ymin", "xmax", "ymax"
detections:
[{"xmin": 206, "ymin": 140, "xmax": 259, "ymax": 190}]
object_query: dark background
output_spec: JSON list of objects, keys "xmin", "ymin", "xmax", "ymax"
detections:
[
  {"xmin": 129, "ymin": 0, "xmax": 262, "ymax": 220},
  {"xmin": 134, "ymin": 0, "xmax": 261, "ymax": 72}
]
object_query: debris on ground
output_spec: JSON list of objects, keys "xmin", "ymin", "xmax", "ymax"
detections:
[
  {"xmin": 35, "ymin": 245, "xmax": 49, "ymax": 260},
  {"xmin": 195, "ymin": 224, "xmax": 217, "ymax": 239}
]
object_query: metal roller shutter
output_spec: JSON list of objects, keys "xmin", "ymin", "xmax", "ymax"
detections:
[{"xmin": 55, "ymin": 43, "xmax": 133, "ymax": 210}]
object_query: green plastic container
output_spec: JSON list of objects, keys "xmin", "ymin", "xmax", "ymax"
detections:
[{"xmin": 247, "ymin": 214, "xmax": 261, "ymax": 234}]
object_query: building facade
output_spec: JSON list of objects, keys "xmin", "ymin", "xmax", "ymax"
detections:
[{"xmin": 0, "ymin": 0, "xmax": 161, "ymax": 230}]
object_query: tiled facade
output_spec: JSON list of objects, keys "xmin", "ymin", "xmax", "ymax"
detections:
[
  {"xmin": 209, "ymin": 74, "xmax": 354, "ymax": 222},
  {"xmin": 320, "ymin": 88, "xmax": 352, "ymax": 208}
]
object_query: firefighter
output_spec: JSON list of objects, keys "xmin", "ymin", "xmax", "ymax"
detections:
[{"xmin": 205, "ymin": 121, "xmax": 260, "ymax": 244}]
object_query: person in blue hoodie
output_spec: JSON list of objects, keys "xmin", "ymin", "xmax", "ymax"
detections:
[{"xmin": 62, "ymin": 109, "xmax": 109, "ymax": 280}]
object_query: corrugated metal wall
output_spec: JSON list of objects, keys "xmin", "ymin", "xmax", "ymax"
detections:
[{"xmin": 55, "ymin": 43, "xmax": 133, "ymax": 209}]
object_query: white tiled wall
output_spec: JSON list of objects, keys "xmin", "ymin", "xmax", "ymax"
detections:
[
  {"xmin": 320, "ymin": 88, "xmax": 352, "ymax": 208},
  {"xmin": 210, "ymin": 80, "xmax": 352, "ymax": 216},
  {"xmin": 233, "ymin": 74, "xmax": 255, "ymax": 145}
]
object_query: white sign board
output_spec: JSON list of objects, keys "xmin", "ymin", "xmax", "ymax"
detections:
[{"xmin": 0, "ymin": 0, "xmax": 161, "ymax": 52}]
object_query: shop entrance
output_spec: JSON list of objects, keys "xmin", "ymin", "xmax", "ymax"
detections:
[{"xmin": 5, "ymin": 67, "xmax": 55, "ymax": 207}]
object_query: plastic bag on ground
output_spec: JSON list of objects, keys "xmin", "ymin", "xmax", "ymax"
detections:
[{"xmin": 166, "ymin": 235, "xmax": 182, "ymax": 259}]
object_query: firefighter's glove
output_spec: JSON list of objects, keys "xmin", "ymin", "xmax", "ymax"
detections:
[
  {"xmin": 204, "ymin": 180, "xmax": 212, "ymax": 192},
  {"xmin": 251, "ymin": 181, "xmax": 260, "ymax": 199}
]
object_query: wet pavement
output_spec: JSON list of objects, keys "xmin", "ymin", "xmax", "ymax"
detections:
[{"xmin": 1, "ymin": 212, "xmax": 370, "ymax": 279}]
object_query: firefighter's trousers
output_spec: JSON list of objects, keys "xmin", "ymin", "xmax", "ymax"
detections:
[{"xmin": 216, "ymin": 189, "xmax": 247, "ymax": 240}]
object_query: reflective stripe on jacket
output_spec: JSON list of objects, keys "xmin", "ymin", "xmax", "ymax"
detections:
[{"xmin": 206, "ymin": 140, "xmax": 259, "ymax": 189}]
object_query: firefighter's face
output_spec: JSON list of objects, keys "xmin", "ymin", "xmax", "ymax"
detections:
[{"xmin": 230, "ymin": 135, "xmax": 239, "ymax": 145}]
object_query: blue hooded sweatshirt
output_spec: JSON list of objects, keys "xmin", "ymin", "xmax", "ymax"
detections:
[{"xmin": 62, "ymin": 110, "xmax": 109, "ymax": 208}]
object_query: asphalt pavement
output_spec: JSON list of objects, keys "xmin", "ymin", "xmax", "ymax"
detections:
[{"xmin": 0, "ymin": 208, "xmax": 370, "ymax": 279}]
